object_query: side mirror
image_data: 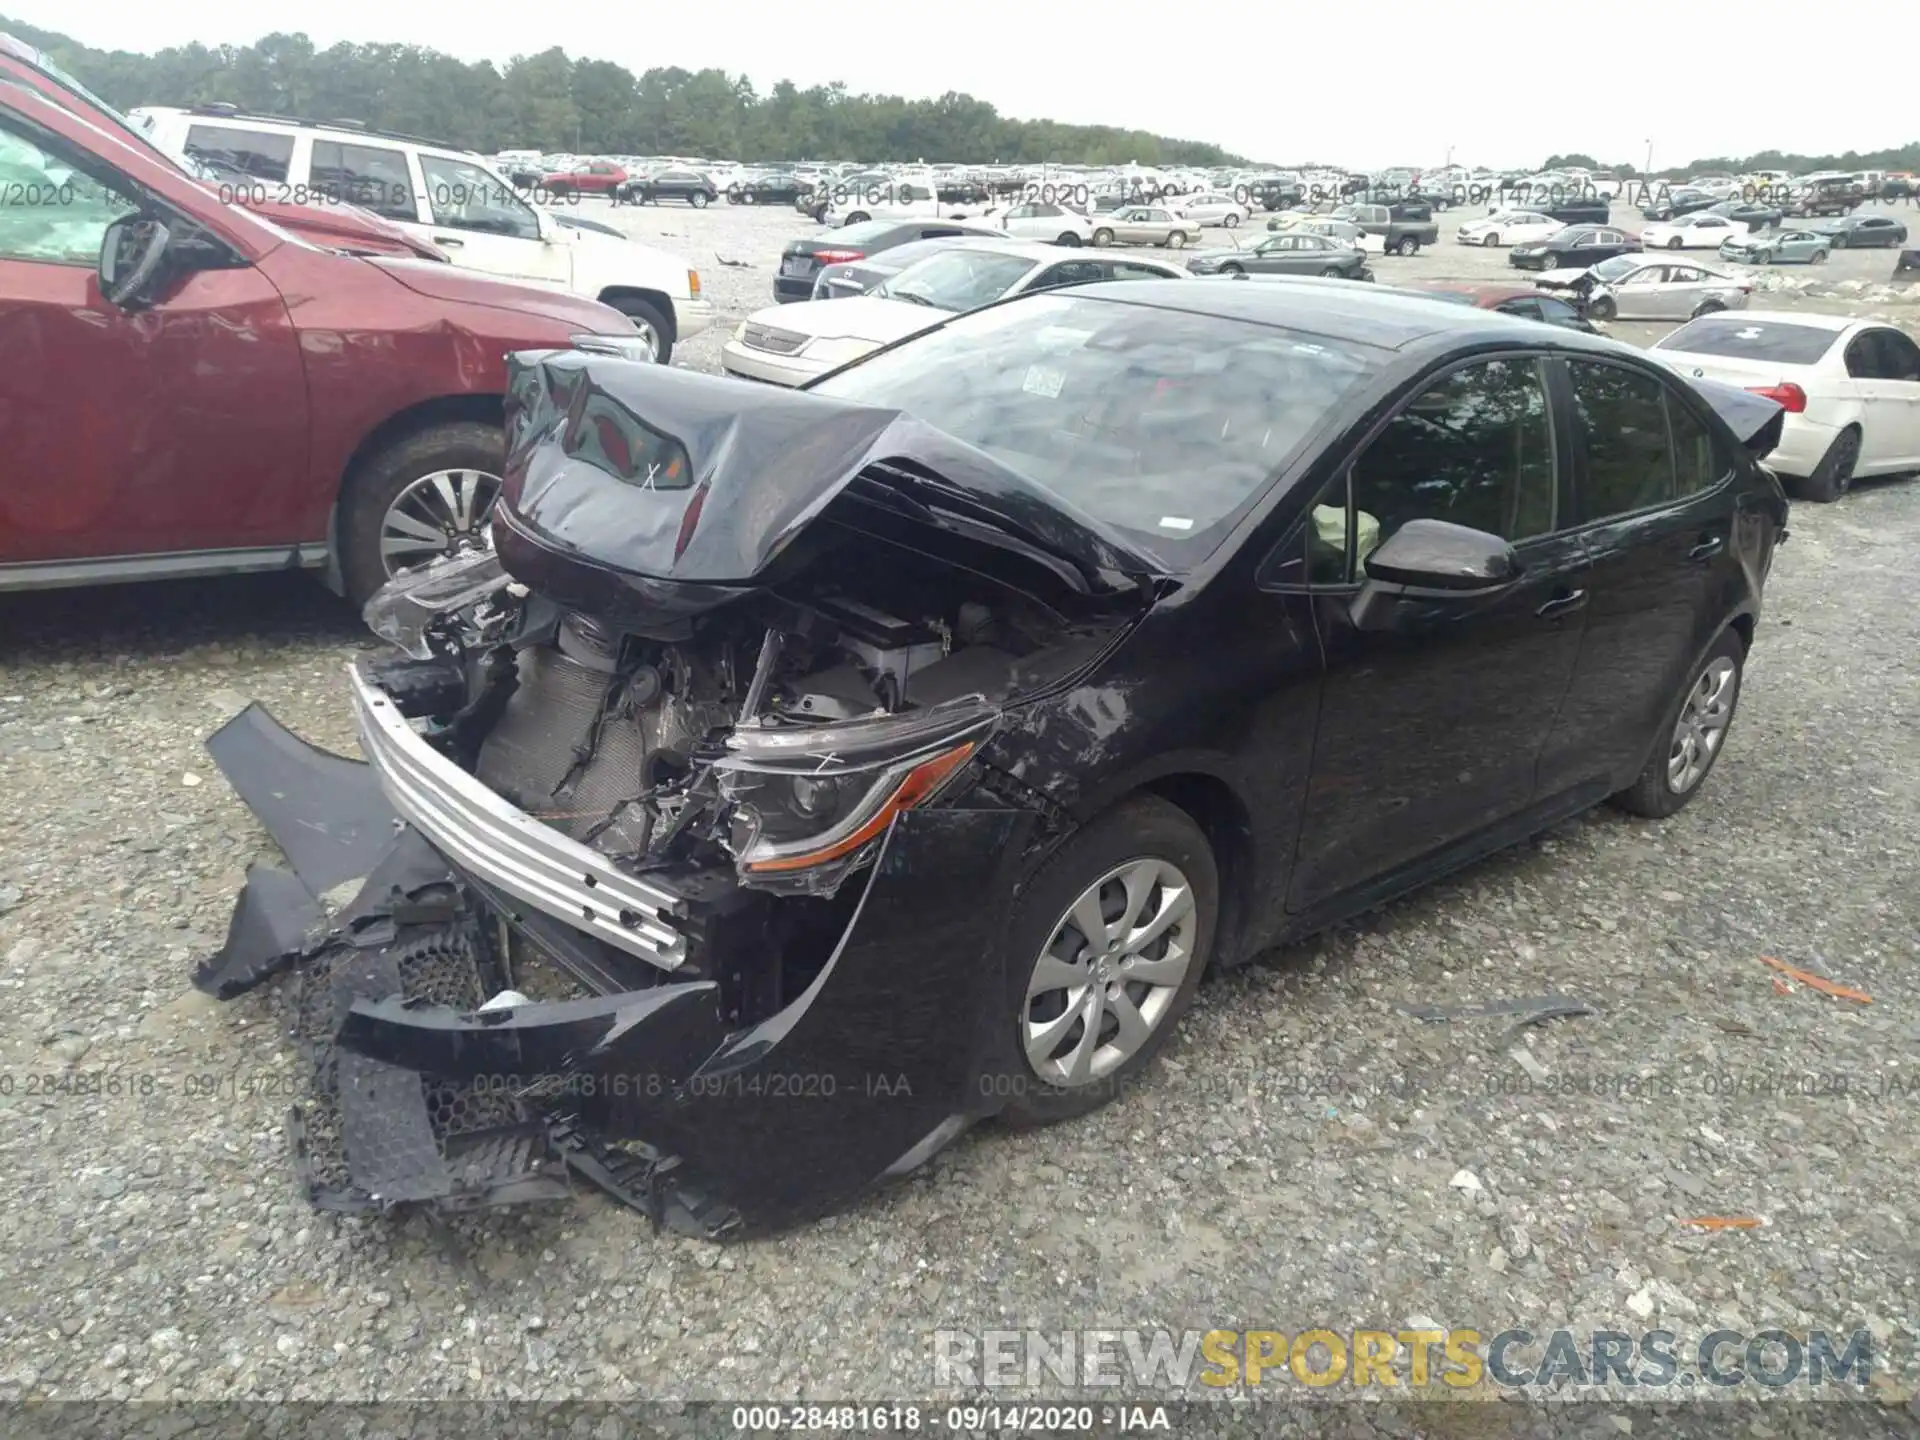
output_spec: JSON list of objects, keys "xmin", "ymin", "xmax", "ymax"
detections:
[
  {"xmin": 1350, "ymin": 518, "xmax": 1521, "ymax": 631},
  {"xmin": 99, "ymin": 213, "xmax": 173, "ymax": 310}
]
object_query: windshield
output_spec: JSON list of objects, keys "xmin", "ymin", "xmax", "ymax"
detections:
[
  {"xmin": 830, "ymin": 220, "xmax": 907, "ymax": 246},
  {"xmin": 807, "ymin": 291, "xmax": 1385, "ymax": 567},
  {"xmin": 1655, "ymin": 317, "xmax": 1840, "ymax": 364},
  {"xmin": 2, "ymin": 40, "xmax": 186, "ymax": 176},
  {"xmin": 1593, "ymin": 255, "xmax": 1641, "ymax": 282},
  {"xmin": 880, "ymin": 249, "xmax": 1037, "ymax": 312}
]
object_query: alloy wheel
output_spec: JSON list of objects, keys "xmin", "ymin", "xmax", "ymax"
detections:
[
  {"xmin": 1668, "ymin": 657, "xmax": 1738, "ymax": 794},
  {"xmin": 378, "ymin": 468, "xmax": 502, "ymax": 578},
  {"xmin": 1023, "ymin": 858, "xmax": 1197, "ymax": 1088}
]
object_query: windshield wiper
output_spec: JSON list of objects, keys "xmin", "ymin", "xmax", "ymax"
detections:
[{"xmin": 888, "ymin": 290, "xmax": 939, "ymax": 307}]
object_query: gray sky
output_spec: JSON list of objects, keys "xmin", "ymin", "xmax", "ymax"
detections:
[{"xmin": 9, "ymin": 0, "xmax": 1912, "ymax": 168}]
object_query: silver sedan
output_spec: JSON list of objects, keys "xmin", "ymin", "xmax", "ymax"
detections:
[
  {"xmin": 1540, "ymin": 254, "xmax": 1752, "ymax": 322},
  {"xmin": 1089, "ymin": 205, "xmax": 1206, "ymax": 249}
]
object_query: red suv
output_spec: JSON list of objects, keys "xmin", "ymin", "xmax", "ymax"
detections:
[
  {"xmin": 0, "ymin": 60, "xmax": 654, "ymax": 605},
  {"xmin": 539, "ymin": 161, "xmax": 628, "ymax": 199}
]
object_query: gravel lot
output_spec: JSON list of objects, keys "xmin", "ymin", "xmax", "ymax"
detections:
[{"xmin": 1, "ymin": 196, "xmax": 1917, "ymax": 1426}]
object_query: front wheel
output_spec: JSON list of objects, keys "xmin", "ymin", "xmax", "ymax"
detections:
[
  {"xmin": 846, "ymin": 211, "xmax": 870, "ymax": 225},
  {"xmin": 337, "ymin": 421, "xmax": 504, "ymax": 610},
  {"xmin": 1395, "ymin": 235, "xmax": 1419, "ymax": 256},
  {"xmin": 1168, "ymin": 231, "xmax": 1187, "ymax": 249},
  {"xmin": 691, "ymin": 191, "xmax": 709, "ymax": 208},
  {"xmin": 1610, "ymin": 629, "xmax": 1745, "ymax": 819},
  {"xmin": 1669, "ymin": 236, "xmax": 1684, "ymax": 249},
  {"xmin": 1223, "ymin": 212, "xmax": 1240, "ymax": 228},
  {"xmin": 1220, "ymin": 262, "xmax": 1245, "ymax": 274},
  {"xmin": 1810, "ymin": 248, "xmax": 1828, "ymax": 264},
  {"xmin": 606, "ymin": 295, "xmax": 673, "ymax": 363},
  {"xmin": 1320, "ymin": 266, "xmax": 1344, "ymax": 277},
  {"xmin": 1586, "ymin": 293, "xmax": 1618, "ymax": 321},
  {"xmin": 1055, "ymin": 232, "xmax": 1081, "ymax": 247},
  {"xmin": 1483, "ymin": 231, "xmax": 1501, "ymax": 246},
  {"xmin": 999, "ymin": 796, "xmax": 1218, "ymax": 1126}
]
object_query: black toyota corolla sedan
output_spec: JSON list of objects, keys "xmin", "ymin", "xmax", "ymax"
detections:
[{"xmin": 198, "ymin": 281, "xmax": 1790, "ymax": 1236}]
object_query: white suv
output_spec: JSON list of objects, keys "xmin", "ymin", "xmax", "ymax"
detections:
[{"xmin": 129, "ymin": 104, "xmax": 710, "ymax": 360}]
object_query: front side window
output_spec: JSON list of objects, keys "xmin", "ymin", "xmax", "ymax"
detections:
[
  {"xmin": 0, "ymin": 121, "xmax": 138, "ymax": 265},
  {"xmin": 419, "ymin": 154, "xmax": 538, "ymax": 239},
  {"xmin": 1339, "ymin": 357, "xmax": 1557, "ymax": 574},
  {"xmin": 310, "ymin": 140, "xmax": 418, "ymax": 221},
  {"xmin": 1568, "ymin": 361, "xmax": 1676, "ymax": 520},
  {"xmin": 183, "ymin": 124, "xmax": 293, "ymax": 182}
]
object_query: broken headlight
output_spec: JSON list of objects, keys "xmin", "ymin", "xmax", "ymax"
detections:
[
  {"xmin": 715, "ymin": 703, "xmax": 997, "ymax": 889},
  {"xmin": 363, "ymin": 547, "xmax": 509, "ymax": 659}
]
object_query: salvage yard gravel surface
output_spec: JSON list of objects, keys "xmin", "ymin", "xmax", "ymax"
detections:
[{"xmin": 0, "ymin": 199, "xmax": 1916, "ymax": 1420}]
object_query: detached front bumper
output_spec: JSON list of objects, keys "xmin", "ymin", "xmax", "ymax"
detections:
[{"xmin": 196, "ymin": 667, "xmax": 1036, "ymax": 1235}]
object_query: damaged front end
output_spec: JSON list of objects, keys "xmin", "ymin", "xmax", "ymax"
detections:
[{"xmin": 200, "ymin": 354, "xmax": 1161, "ymax": 1234}]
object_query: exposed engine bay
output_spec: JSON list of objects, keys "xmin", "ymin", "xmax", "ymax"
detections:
[{"xmin": 366, "ymin": 531, "xmax": 1122, "ymax": 901}]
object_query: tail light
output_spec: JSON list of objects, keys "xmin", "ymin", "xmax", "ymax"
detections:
[
  {"xmin": 1747, "ymin": 382, "xmax": 1807, "ymax": 413},
  {"xmin": 812, "ymin": 249, "xmax": 866, "ymax": 264}
]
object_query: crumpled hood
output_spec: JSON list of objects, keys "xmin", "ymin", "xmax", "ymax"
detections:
[
  {"xmin": 368, "ymin": 257, "xmax": 629, "ymax": 335},
  {"xmin": 495, "ymin": 351, "xmax": 1166, "ymax": 605}
]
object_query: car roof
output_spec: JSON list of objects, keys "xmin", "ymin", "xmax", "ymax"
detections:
[
  {"xmin": 133, "ymin": 102, "xmax": 465, "ymax": 155},
  {"xmin": 936, "ymin": 238, "xmax": 1182, "ymax": 266},
  {"xmin": 1053, "ymin": 277, "xmax": 1628, "ymax": 354},
  {"xmin": 1398, "ymin": 281, "xmax": 1543, "ymax": 307},
  {"xmin": 1698, "ymin": 310, "xmax": 1860, "ymax": 331}
]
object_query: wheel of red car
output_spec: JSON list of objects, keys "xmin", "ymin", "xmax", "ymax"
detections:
[
  {"xmin": 606, "ymin": 296, "xmax": 673, "ymax": 364},
  {"xmin": 999, "ymin": 796, "xmax": 1218, "ymax": 1127},
  {"xmin": 337, "ymin": 420, "xmax": 505, "ymax": 609}
]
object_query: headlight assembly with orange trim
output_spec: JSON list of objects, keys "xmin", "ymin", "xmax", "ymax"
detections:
[{"xmin": 713, "ymin": 703, "xmax": 998, "ymax": 895}]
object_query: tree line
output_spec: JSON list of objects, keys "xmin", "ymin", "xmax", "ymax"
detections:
[
  {"xmin": 1544, "ymin": 147, "xmax": 1920, "ymax": 182},
  {"xmin": 2, "ymin": 17, "xmax": 1247, "ymax": 167}
]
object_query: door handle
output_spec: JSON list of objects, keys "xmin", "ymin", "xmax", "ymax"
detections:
[
  {"xmin": 1688, "ymin": 534, "xmax": 1725, "ymax": 561},
  {"xmin": 434, "ymin": 234, "xmax": 465, "ymax": 247},
  {"xmin": 1536, "ymin": 589, "xmax": 1588, "ymax": 619}
]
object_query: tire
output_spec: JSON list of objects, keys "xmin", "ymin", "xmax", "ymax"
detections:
[
  {"xmin": 1320, "ymin": 266, "xmax": 1344, "ymax": 277},
  {"xmin": 337, "ymin": 420, "xmax": 504, "ymax": 610},
  {"xmin": 1610, "ymin": 629, "xmax": 1745, "ymax": 820},
  {"xmin": 1220, "ymin": 262, "xmax": 1245, "ymax": 274},
  {"xmin": 691, "ymin": 191, "xmax": 709, "ymax": 208},
  {"xmin": 599, "ymin": 295, "xmax": 673, "ymax": 363},
  {"xmin": 1394, "ymin": 235, "xmax": 1419, "ymax": 256},
  {"xmin": 1587, "ymin": 293, "xmax": 1618, "ymax": 321},
  {"xmin": 1810, "ymin": 249, "xmax": 1828, "ymax": 264},
  {"xmin": 1223, "ymin": 212, "xmax": 1240, "ymax": 228},
  {"xmin": 1054, "ymin": 232, "xmax": 1081, "ymax": 247},
  {"xmin": 1691, "ymin": 300, "xmax": 1727, "ymax": 318},
  {"xmin": 998, "ymin": 796, "xmax": 1219, "ymax": 1127},
  {"xmin": 1798, "ymin": 427, "xmax": 1860, "ymax": 503},
  {"xmin": 847, "ymin": 211, "xmax": 870, "ymax": 225},
  {"xmin": 1168, "ymin": 231, "xmax": 1187, "ymax": 249},
  {"xmin": 1483, "ymin": 231, "xmax": 1501, "ymax": 247},
  {"xmin": 1831, "ymin": 233, "xmax": 1847, "ymax": 249},
  {"xmin": 1092, "ymin": 228, "xmax": 1114, "ymax": 247},
  {"xmin": 1669, "ymin": 236, "xmax": 1684, "ymax": 249}
]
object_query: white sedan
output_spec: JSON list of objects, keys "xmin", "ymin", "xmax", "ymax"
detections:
[
  {"xmin": 1650, "ymin": 311, "xmax": 1920, "ymax": 501},
  {"xmin": 721, "ymin": 242, "xmax": 1188, "ymax": 386},
  {"xmin": 1640, "ymin": 213, "xmax": 1750, "ymax": 251},
  {"xmin": 1169, "ymin": 191, "xmax": 1249, "ymax": 227},
  {"xmin": 1457, "ymin": 211, "xmax": 1566, "ymax": 247},
  {"xmin": 981, "ymin": 201, "xmax": 1096, "ymax": 245}
]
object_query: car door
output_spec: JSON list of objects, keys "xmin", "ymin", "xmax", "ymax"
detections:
[
  {"xmin": 1539, "ymin": 358, "xmax": 1743, "ymax": 794},
  {"xmin": 1285, "ymin": 354, "xmax": 1592, "ymax": 910},
  {"xmin": 1842, "ymin": 328, "xmax": 1920, "ymax": 470},
  {"xmin": 414, "ymin": 151, "xmax": 569, "ymax": 284},
  {"xmin": 0, "ymin": 99, "xmax": 312, "ymax": 568}
]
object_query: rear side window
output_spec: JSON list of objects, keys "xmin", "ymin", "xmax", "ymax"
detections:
[
  {"xmin": 1668, "ymin": 397, "xmax": 1727, "ymax": 497},
  {"xmin": 1658, "ymin": 317, "xmax": 1838, "ymax": 365},
  {"xmin": 311, "ymin": 140, "xmax": 418, "ymax": 222},
  {"xmin": 184, "ymin": 124, "xmax": 292, "ymax": 182},
  {"xmin": 1569, "ymin": 362, "xmax": 1680, "ymax": 519}
]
